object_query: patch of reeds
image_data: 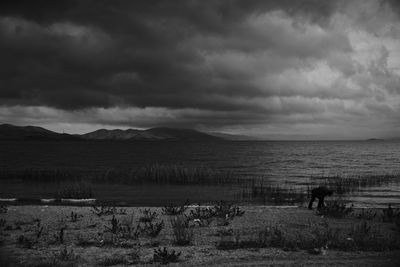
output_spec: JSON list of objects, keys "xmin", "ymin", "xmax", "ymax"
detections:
[
  {"xmin": 238, "ymin": 181, "xmax": 308, "ymax": 205},
  {"xmin": 312, "ymin": 173, "xmax": 400, "ymax": 195},
  {"xmin": 56, "ymin": 183, "xmax": 93, "ymax": 199},
  {"xmin": 0, "ymin": 164, "xmax": 242, "ymax": 185}
]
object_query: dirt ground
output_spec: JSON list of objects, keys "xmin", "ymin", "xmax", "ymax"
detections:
[{"xmin": 1, "ymin": 205, "xmax": 399, "ymax": 266}]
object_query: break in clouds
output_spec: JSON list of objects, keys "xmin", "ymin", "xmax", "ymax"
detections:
[{"xmin": 1, "ymin": 0, "xmax": 400, "ymax": 139}]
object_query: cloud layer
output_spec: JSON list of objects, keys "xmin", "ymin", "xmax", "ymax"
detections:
[{"xmin": 1, "ymin": 0, "xmax": 400, "ymax": 139}]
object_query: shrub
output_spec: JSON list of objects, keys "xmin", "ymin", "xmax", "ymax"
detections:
[
  {"xmin": 138, "ymin": 209, "xmax": 158, "ymax": 223},
  {"xmin": 91, "ymin": 205, "xmax": 125, "ymax": 217},
  {"xmin": 186, "ymin": 206, "xmax": 215, "ymax": 226},
  {"xmin": 119, "ymin": 217, "xmax": 141, "ymax": 240},
  {"xmin": 213, "ymin": 201, "xmax": 245, "ymax": 219},
  {"xmin": 162, "ymin": 200, "xmax": 189, "ymax": 216},
  {"xmin": 187, "ymin": 206, "xmax": 215, "ymax": 220},
  {"xmin": 153, "ymin": 247, "xmax": 181, "ymax": 264},
  {"xmin": 193, "ymin": 217, "xmax": 214, "ymax": 227},
  {"xmin": 142, "ymin": 221, "xmax": 164, "ymax": 238},
  {"xmin": 170, "ymin": 216, "xmax": 193, "ymax": 246},
  {"xmin": 54, "ymin": 247, "xmax": 77, "ymax": 262}
]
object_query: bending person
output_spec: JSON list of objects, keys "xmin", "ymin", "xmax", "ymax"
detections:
[{"xmin": 308, "ymin": 186, "xmax": 333, "ymax": 209}]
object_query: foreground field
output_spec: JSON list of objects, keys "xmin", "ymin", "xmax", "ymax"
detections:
[{"xmin": 1, "ymin": 204, "xmax": 400, "ymax": 266}]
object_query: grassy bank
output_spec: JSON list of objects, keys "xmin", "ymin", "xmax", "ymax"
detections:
[{"xmin": 0, "ymin": 203, "xmax": 399, "ymax": 266}]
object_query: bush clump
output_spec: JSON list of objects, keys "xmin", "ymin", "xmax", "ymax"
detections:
[
  {"xmin": 170, "ymin": 215, "xmax": 193, "ymax": 246},
  {"xmin": 153, "ymin": 247, "xmax": 181, "ymax": 264}
]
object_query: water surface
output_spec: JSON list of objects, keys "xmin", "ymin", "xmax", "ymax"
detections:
[{"xmin": 1, "ymin": 140, "xmax": 400, "ymax": 207}]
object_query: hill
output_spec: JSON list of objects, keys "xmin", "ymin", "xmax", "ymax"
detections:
[
  {"xmin": 0, "ymin": 124, "xmax": 248, "ymax": 141},
  {"xmin": 83, "ymin": 127, "xmax": 223, "ymax": 141},
  {"xmin": 0, "ymin": 124, "xmax": 78, "ymax": 140}
]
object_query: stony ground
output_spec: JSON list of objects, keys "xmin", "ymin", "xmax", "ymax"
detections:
[{"xmin": 0, "ymin": 205, "xmax": 399, "ymax": 266}]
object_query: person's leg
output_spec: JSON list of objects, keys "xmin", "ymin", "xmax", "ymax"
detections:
[
  {"xmin": 318, "ymin": 197, "xmax": 325, "ymax": 208},
  {"xmin": 308, "ymin": 196, "xmax": 316, "ymax": 209}
]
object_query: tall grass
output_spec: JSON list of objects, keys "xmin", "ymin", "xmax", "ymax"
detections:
[
  {"xmin": 0, "ymin": 164, "xmax": 242, "ymax": 185},
  {"xmin": 313, "ymin": 173, "xmax": 400, "ymax": 194},
  {"xmin": 170, "ymin": 215, "xmax": 193, "ymax": 246},
  {"xmin": 238, "ymin": 181, "xmax": 308, "ymax": 205}
]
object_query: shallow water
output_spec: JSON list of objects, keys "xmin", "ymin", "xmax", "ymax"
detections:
[{"xmin": 1, "ymin": 140, "xmax": 400, "ymax": 207}]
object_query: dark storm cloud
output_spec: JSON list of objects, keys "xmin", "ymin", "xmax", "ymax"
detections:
[
  {"xmin": 1, "ymin": 0, "xmax": 400, "ymax": 139},
  {"xmin": 0, "ymin": 0, "xmax": 343, "ymax": 110}
]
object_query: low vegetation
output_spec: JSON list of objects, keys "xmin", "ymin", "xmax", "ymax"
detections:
[
  {"xmin": 239, "ymin": 182, "xmax": 308, "ymax": 205},
  {"xmin": 162, "ymin": 200, "xmax": 189, "ymax": 215},
  {"xmin": 91, "ymin": 205, "xmax": 127, "ymax": 217},
  {"xmin": 217, "ymin": 219, "xmax": 400, "ymax": 252},
  {"xmin": 313, "ymin": 173, "xmax": 400, "ymax": 195},
  {"xmin": 170, "ymin": 215, "xmax": 193, "ymax": 246},
  {"xmin": 0, "ymin": 164, "xmax": 242, "ymax": 185},
  {"xmin": 316, "ymin": 201, "xmax": 354, "ymax": 218},
  {"xmin": 56, "ymin": 183, "xmax": 93, "ymax": 199},
  {"xmin": 153, "ymin": 247, "xmax": 181, "ymax": 264},
  {"xmin": 2, "ymin": 202, "xmax": 400, "ymax": 265}
]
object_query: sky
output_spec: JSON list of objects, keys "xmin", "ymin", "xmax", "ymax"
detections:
[{"xmin": 0, "ymin": 0, "xmax": 400, "ymax": 140}]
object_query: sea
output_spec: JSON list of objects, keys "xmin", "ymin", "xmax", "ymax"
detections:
[{"xmin": 1, "ymin": 140, "xmax": 400, "ymax": 207}]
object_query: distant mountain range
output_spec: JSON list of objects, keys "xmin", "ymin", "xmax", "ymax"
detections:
[
  {"xmin": 0, "ymin": 124, "xmax": 254, "ymax": 141},
  {"xmin": 0, "ymin": 124, "xmax": 79, "ymax": 141}
]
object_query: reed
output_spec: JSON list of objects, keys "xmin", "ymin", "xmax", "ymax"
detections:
[
  {"xmin": 0, "ymin": 164, "xmax": 243, "ymax": 185},
  {"xmin": 312, "ymin": 173, "xmax": 400, "ymax": 195},
  {"xmin": 238, "ymin": 181, "xmax": 308, "ymax": 205}
]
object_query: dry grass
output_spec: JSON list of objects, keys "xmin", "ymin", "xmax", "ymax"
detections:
[
  {"xmin": 0, "ymin": 164, "xmax": 242, "ymax": 185},
  {"xmin": 1, "ymin": 205, "xmax": 400, "ymax": 266},
  {"xmin": 313, "ymin": 173, "xmax": 400, "ymax": 195}
]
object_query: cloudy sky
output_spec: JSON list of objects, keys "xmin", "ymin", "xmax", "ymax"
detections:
[{"xmin": 1, "ymin": 0, "xmax": 400, "ymax": 139}]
